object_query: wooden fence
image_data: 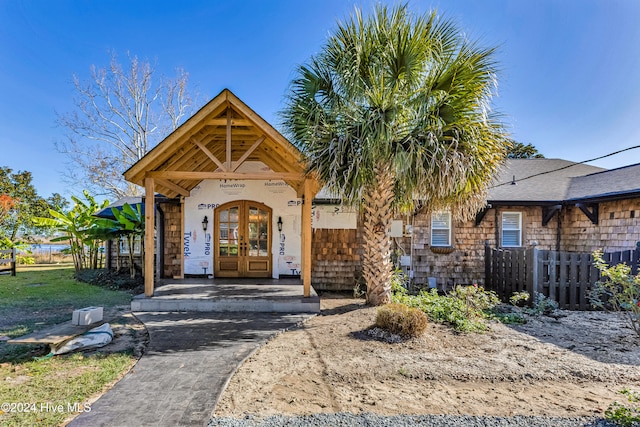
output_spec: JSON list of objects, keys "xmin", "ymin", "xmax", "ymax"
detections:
[
  {"xmin": 0, "ymin": 248, "xmax": 17, "ymax": 276},
  {"xmin": 484, "ymin": 243, "xmax": 640, "ymax": 310}
]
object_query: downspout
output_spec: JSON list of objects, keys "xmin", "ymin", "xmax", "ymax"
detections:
[
  {"xmin": 410, "ymin": 213, "xmax": 415, "ymax": 288},
  {"xmin": 556, "ymin": 206, "xmax": 562, "ymax": 252},
  {"xmin": 494, "ymin": 207, "xmax": 500, "ymax": 247}
]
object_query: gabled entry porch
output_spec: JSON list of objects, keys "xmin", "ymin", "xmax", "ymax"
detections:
[
  {"xmin": 131, "ymin": 277, "xmax": 320, "ymax": 313},
  {"xmin": 123, "ymin": 89, "xmax": 319, "ymax": 300}
]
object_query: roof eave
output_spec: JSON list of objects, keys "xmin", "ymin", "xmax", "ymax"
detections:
[
  {"xmin": 567, "ymin": 190, "xmax": 640, "ymax": 204},
  {"xmin": 486, "ymin": 199, "xmax": 564, "ymax": 206}
]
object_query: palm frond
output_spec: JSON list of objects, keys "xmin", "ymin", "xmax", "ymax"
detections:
[{"xmin": 282, "ymin": 4, "xmax": 510, "ymax": 215}]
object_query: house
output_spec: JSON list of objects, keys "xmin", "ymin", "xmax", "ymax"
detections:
[
  {"xmin": 95, "ymin": 196, "xmax": 145, "ymax": 272},
  {"xmin": 355, "ymin": 159, "xmax": 640, "ymax": 290},
  {"xmin": 114, "ymin": 89, "xmax": 640, "ymax": 296}
]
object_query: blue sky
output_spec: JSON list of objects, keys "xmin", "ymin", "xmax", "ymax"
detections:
[{"xmin": 1, "ymin": 0, "xmax": 640, "ymax": 200}]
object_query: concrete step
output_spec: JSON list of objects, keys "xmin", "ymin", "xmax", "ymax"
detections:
[{"xmin": 131, "ymin": 296, "xmax": 320, "ymax": 313}]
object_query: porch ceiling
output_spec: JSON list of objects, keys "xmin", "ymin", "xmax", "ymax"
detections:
[{"xmin": 124, "ymin": 89, "xmax": 308, "ymax": 198}]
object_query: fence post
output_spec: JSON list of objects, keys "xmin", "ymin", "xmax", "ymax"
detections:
[
  {"xmin": 484, "ymin": 240, "xmax": 491, "ymax": 289},
  {"xmin": 526, "ymin": 243, "xmax": 539, "ymax": 299},
  {"xmin": 10, "ymin": 247, "xmax": 16, "ymax": 276}
]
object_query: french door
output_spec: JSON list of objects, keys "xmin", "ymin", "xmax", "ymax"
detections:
[{"xmin": 214, "ymin": 200, "xmax": 272, "ymax": 278}]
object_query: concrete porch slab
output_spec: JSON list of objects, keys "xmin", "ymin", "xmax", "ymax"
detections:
[{"xmin": 131, "ymin": 278, "xmax": 320, "ymax": 313}]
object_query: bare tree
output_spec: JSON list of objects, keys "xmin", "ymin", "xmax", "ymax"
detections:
[{"xmin": 56, "ymin": 52, "xmax": 197, "ymax": 198}]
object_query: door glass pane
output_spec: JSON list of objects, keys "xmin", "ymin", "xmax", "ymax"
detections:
[
  {"xmin": 249, "ymin": 239, "xmax": 258, "ymax": 256},
  {"xmin": 229, "ymin": 243, "xmax": 238, "ymax": 255},
  {"xmin": 229, "ymin": 207, "xmax": 239, "ymax": 222},
  {"xmin": 248, "ymin": 222, "xmax": 258, "ymax": 239},
  {"xmin": 219, "ymin": 222, "xmax": 228, "ymax": 240},
  {"xmin": 229, "ymin": 223, "xmax": 238, "ymax": 243},
  {"xmin": 218, "ymin": 206, "xmax": 240, "ymax": 258},
  {"xmin": 259, "ymin": 240, "xmax": 268, "ymax": 256},
  {"xmin": 218, "ymin": 218, "xmax": 229, "ymax": 257}
]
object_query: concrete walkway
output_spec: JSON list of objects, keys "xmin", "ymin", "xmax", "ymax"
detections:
[{"xmin": 68, "ymin": 311, "xmax": 312, "ymax": 427}]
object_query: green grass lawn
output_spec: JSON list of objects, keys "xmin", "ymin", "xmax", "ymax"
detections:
[
  {"xmin": 0, "ymin": 265, "xmax": 131, "ymax": 338},
  {"xmin": 0, "ymin": 266, "xmax": 138, "ymax": 426}
]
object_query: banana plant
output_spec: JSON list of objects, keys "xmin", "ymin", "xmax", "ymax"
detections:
[
  {"xmin": 33, "ymin": 191, "xmax": 109, "ymax": 271},
  {"xmin": 93, "ymin": 202, "xmax": 145, "ymax": 279}
]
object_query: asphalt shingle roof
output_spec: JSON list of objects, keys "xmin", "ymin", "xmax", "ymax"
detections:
[
  {"xmin": 566, "ymin": 163, "xmax": 640, "ymax": 201},
  {"xmin": 487, "ymin": 159, "xmax": 605, "ymax": 203}
]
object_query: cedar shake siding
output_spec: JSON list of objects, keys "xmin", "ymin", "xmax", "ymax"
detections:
[
  {"xmin": 310, "ymin": 161, "xmax": 640, "ymax": 291},
  {"xmin": 159, "ymin": 201, "xmax": 183, "ymax": 278},
  {"xmin": 311, "ymin": 227, "xmax": 364, "ymax": 291},
  {"xmin": 561, "ymin": 198, "xmax": 640, "ymax": 253},
  {"xmin": 409, "ymin": 205, "xmax": 560, "ymax": 289}
]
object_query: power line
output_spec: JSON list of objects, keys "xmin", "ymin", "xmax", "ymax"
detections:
[{"xmin": 490, "ymin": 144, "xmax": 640, "ymax": 189}]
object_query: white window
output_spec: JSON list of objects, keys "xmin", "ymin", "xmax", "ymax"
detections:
[
  {"xmin": 119, "ymin": 236, "xmax": 142, "ymax": 255},
  {"xmin": 501, "ymin": 212, "xmax": 522, "ymax": 247},
  {"xmin": 431, "ymin": 211, "xmax": 452, "ymax": 246}
]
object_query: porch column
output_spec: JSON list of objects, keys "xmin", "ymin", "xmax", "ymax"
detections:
[
  {"xmin": 144, "ymin": 177, "xmax": 155, "ymax": 297},
  {"xmin": 301, "ymin": 179, "xmax": 313, "ymax": 297}
]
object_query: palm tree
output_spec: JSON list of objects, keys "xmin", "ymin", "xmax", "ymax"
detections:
[{"xmin": 282, "ymin": 5, "xmax": 510, "ymax": 305}]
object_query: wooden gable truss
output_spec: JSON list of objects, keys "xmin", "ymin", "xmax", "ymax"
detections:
[{"xmin": 124, "ymin": 89, "xmax": 318, "ymax": 297}]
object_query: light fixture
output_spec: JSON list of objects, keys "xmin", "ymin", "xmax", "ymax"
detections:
[
  {"xmin": 202, "ymin": 216, "xmax": 209, "ymax": 232},
  {"xmin": 277, "ymin": 216, "xmax": 283, "ymax": 232}
]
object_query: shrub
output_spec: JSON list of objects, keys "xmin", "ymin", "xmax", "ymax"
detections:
[
  {"xmin": 488, "ymin": 291, "xmax": 529, "ymax": 325},
  {"xmin": 605, "ymin": 389, "xmax": 640, "ymax": 427},
  {"xmin": 589, "ymin": 249, "xmax": 640, "ymax": 338},
  {"xmin": 17, "ymin": 254, "xmax": 36, "ymax": 264},
  {"xmin": 448, "ymin": 284, "xmax": 500, "ymax": 318},
  {"xmin": 393, "ymin": 285, "xmax": 500, "ymax": 332},
  {"xmin": 390, "ymin": 269, "xmax": 409, "ymax": 295},
  {"xmin": 510, "ymin": 291, "xmax": 530, "ymax": 307},
  {"xmin": 375, "ymin": 303, "xmax": 428, "ymax": 337},
  {"xmin": 526, "ymin": 292, "xmax": 558, "ymax": 316},
  {"xmin": 490, "ymin": 311, "xmax": 527, "ymax": 325}
]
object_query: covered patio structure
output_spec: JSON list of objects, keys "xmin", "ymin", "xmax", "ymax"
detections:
[{"xmin": 123, "ymin": 89, "xmax": 318, "ymax": 307}]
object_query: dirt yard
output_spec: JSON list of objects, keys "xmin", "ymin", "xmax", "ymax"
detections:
[
  {"xmin": 215, "ymin": 295, "xmax": 640, "ymax": 418},
  {"xmin": 92, "ymin": 305, "xmax": 148, "ymax": 357}
]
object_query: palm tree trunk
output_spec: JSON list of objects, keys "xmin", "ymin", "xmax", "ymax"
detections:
[{"xmin": 362, "ymin": 163, "xmax": 395, "ymax": 305}]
